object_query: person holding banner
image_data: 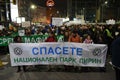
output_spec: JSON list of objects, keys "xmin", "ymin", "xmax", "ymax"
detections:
[
  {"xmin": 111, "ymin": 37, "xmax": 120, "ymax": 80},
  {"xmin": 68, "ymin": 30, "xmax": 82, "ymax": 43},
  {"xmin": 68, "ymin": 30, "xmax": 82, "ymax": 71},
  {"xmin": 45, "ymin": 31, "xmax": 57, "ymax": 71},
  {"xmin": 64, "ymin": 30, "xmax": 69, "ymax": 42},
  {"xmin": 81, "ymin": 34, "xmax": 94, "ymax": 72},
  {"xmin": 14, "ymin": 36, "xmax": 26, "ymax": 72},
  {"xmin": 83, "ymin": 34, "xmax": 93, "ymax": 44},
  {"xmin": 45, "ymin": 31, "xmax": 57, "ymax": 42}
]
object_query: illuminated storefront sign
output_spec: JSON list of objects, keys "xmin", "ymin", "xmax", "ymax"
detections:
[{"xmin": 46, "ymin": 0, "xmax": 55, "ymax": 7}]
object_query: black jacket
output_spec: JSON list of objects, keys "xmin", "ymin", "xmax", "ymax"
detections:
[{"xmin": 111, "ymin": 37, "xmax": 120, "ymax": 67}]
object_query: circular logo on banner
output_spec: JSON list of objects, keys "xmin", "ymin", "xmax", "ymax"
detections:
[
  {"xmin": 14, "ymin": 47, "xmax": 23, "ymax": 55},
  {"xmin": 92, "ymin": 48, "xmax": 102, "ymax": 57}
]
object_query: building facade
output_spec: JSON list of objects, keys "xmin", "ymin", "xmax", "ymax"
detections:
[
  {"xmin": 0, "ymin": 0, "xmax": 11, "ymax": 26},
  {"xmin": 67, "ymin": 0, "xmax": 120, "ymax": 22},
  {"xmin": 18, "ymin": 0, "xmax": 46, "ymax": 23}
]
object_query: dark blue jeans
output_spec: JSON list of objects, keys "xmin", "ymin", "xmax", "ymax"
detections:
[{"xmin": 114, "ymin": 67, "xmax": 120, "ymax": 80}]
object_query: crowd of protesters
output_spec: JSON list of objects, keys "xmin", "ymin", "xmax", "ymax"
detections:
[
  {"xmin": 0, "ymin": 23, "xmax": 119, "ymax": 43},
  {"xmin": 1, "ymin": 22, "xmax": 120, "ymax": 72},
  {"xmin": 22, "ymin": 23, "xmax": 119, "ymax": 56},
  {"xmin": 0, "ymin": 23, "xmax": 119, "ymax": 55}
]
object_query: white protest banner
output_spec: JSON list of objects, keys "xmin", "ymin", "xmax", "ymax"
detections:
[
  {"xmin": 9, "ymin": 43, "xmax": 108, "ymax": 67},
  {"xmin": 106, "ymin": 19, "xmax": 115, "ymax": 25},
  {"xmin": 52, "ymin": 18, "xmax": 63, "ymax": 26},
  {"xmin": 22, "ymin": 21, "xmax": 30, "ymax": 27}
]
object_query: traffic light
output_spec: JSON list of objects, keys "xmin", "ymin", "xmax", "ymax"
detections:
[{"xmin": 12, "ymin": 0, "xmax": 16, "ymax": 5}]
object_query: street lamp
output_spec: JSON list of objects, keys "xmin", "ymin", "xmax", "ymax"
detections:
[
  {"xmin": 31, "ymin": 5, "xmax": 36, "ymax": 9},
  {"xmin": 101, "ymin": 1, "xmax": 108, "ymax": 22},
  {"xmin": 29, "ymin": 4, "xmax": 36, "ymax": 25},
  {"xmin": 105, "ymin": 1, "xmax": 108, "ymax": 5}
]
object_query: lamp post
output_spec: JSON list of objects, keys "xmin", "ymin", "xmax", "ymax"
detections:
[
  {"xmin": 101, "ymin": 1, "xmax": 108, "ymax": 22},
  {"xmin": 29, "ymin": 4, "xmax": 36, "ymax": 25},
  {"xmin": 83, "ymin": 8, "xmax": 85, "ymax": 21}
]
